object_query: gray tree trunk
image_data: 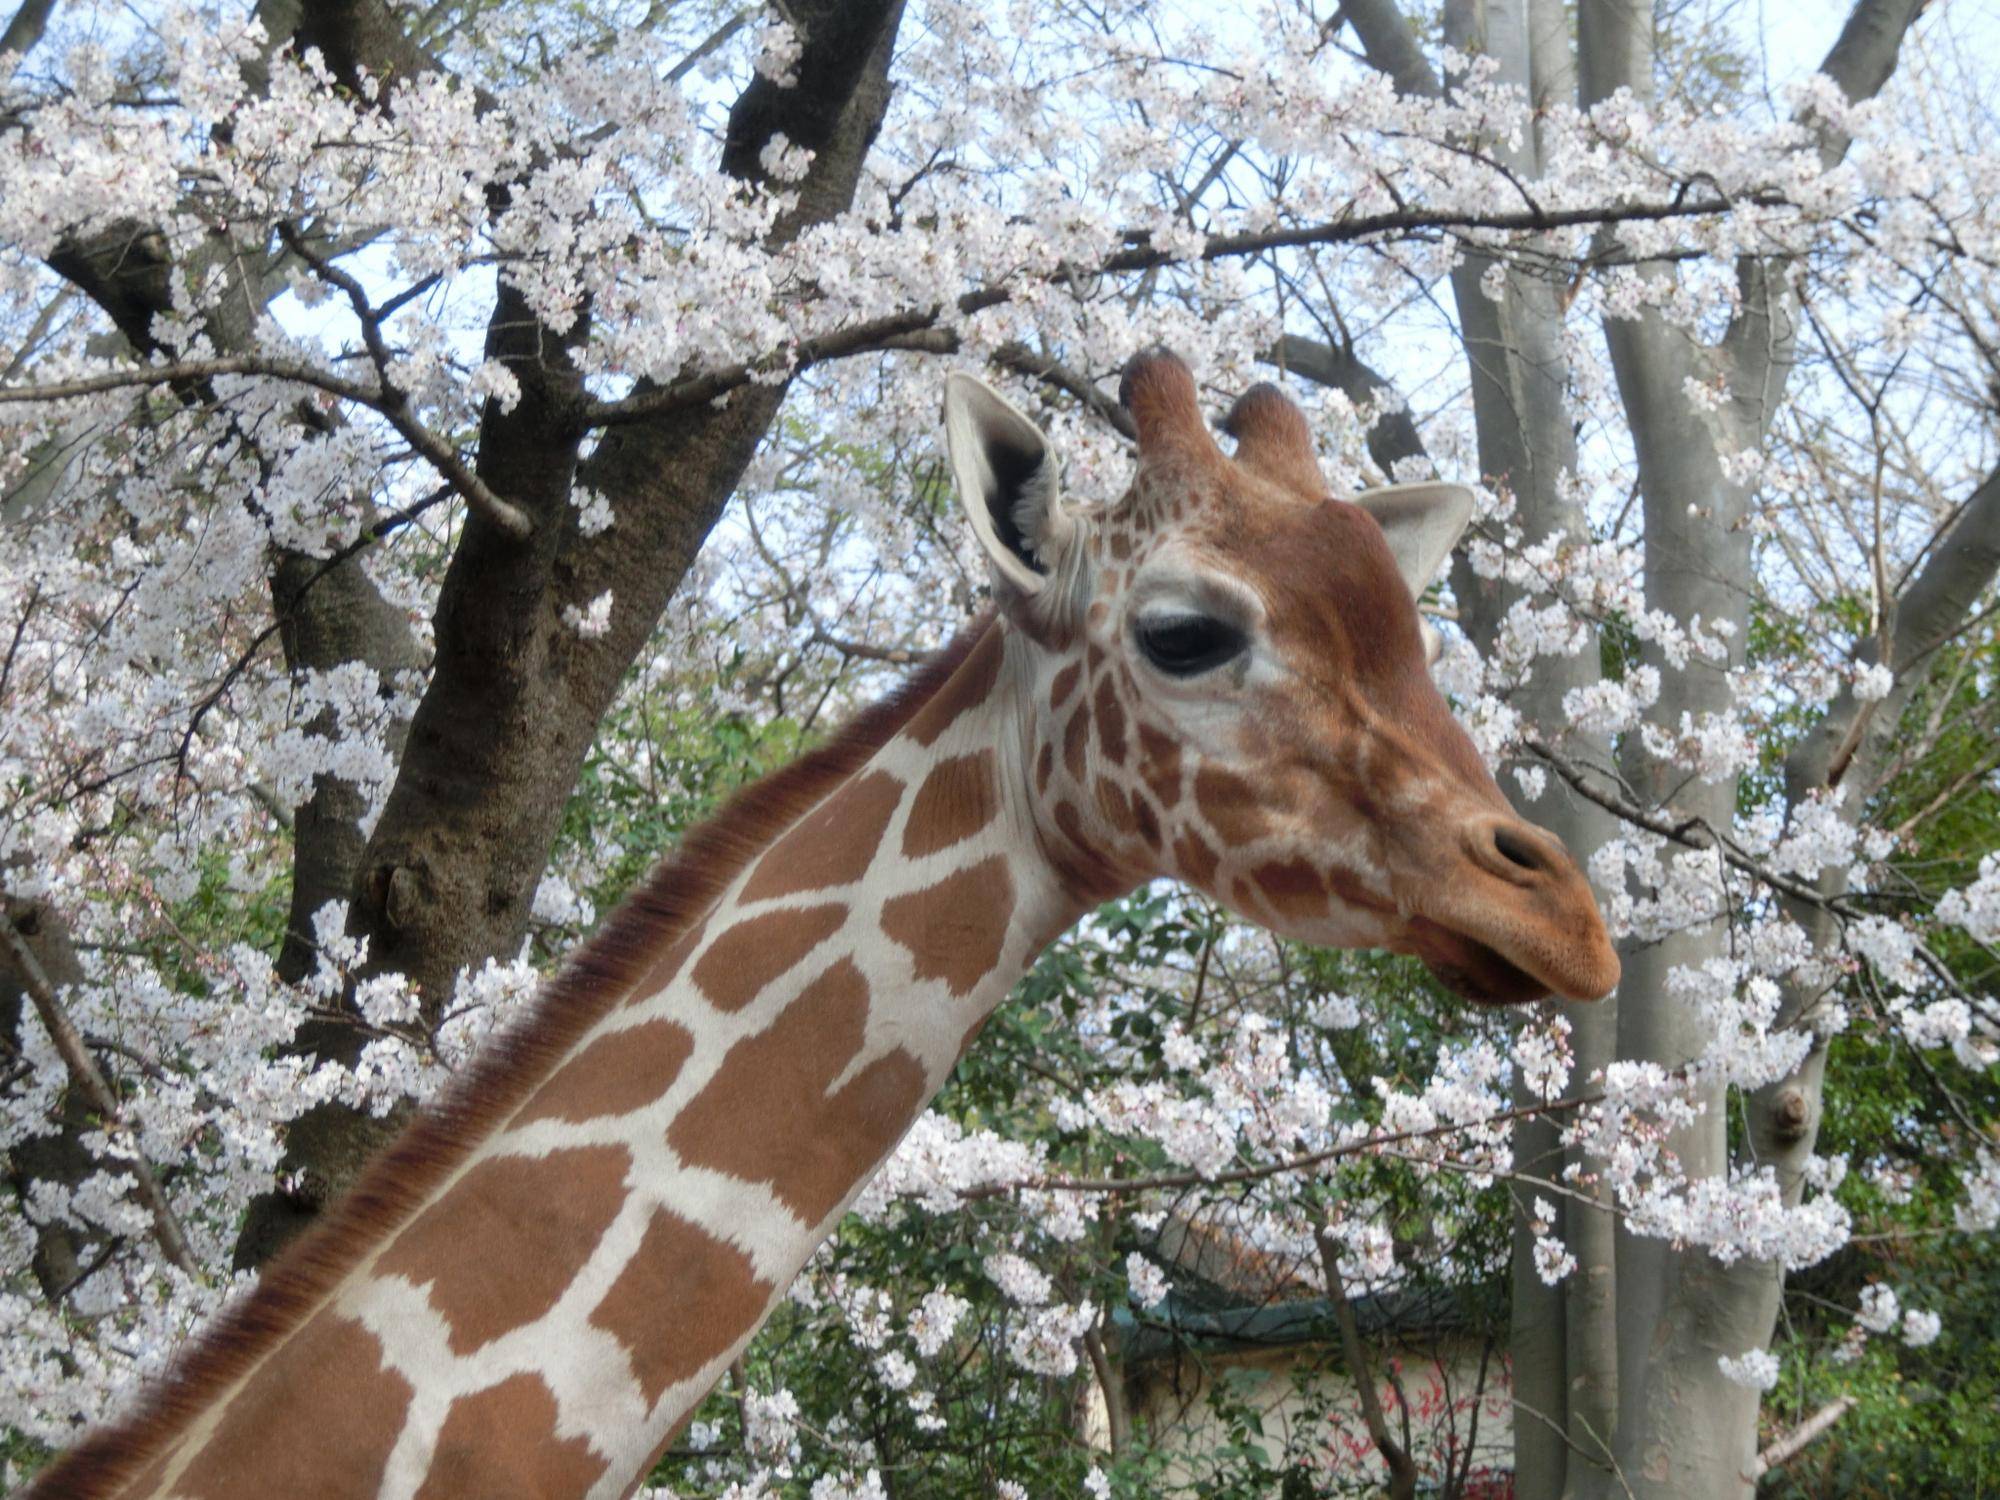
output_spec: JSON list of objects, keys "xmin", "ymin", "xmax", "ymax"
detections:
[{"xmin": 1343, "ymin": 1, "xmax": 1933, "ymax": 1494}]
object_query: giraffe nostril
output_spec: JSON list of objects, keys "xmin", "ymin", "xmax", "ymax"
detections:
[
  {"xmin": 1492, "ymin": 825, "xmax": 1547, "ymax": 874},
  {"xmin": 1465, "ymin": 818, "xmax": 1556, "ymax": 885}
]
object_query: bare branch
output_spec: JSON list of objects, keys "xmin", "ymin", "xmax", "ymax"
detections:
[
  {"xmin": 0, "ymin": 357, "xmax": 382, "ymax": 407},
  {"xmin": 1749, "ymin": 1395, "xmax": 1856, "ymax": 1480},
  {"xmin": 278, "ymin": 225, "xmax": 535, "ymax": 541},
  {"xmin": 991, "ymin": 342, "xmax": 1136, "ymax": 440}
]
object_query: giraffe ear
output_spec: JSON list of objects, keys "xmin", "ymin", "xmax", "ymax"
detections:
[
  {"xmin": 1351, "ymin": 482, "xmax": 1474, "ymax": 596},
  {"xmin": 943, "ymin": 373, "xmax": 1074, "ymax": 598}
]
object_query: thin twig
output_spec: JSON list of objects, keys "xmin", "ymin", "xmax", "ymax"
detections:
[
  {"xmin": 1315, "ymin": 1211, "xmax": 1419, "ymax": 1500},
  {"xmin": 278, "ymin": 224, "xmax": 533, "ymax": 540}
]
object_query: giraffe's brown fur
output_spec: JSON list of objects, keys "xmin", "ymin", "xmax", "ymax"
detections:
[
  {"xmin": 411, "ymin": 1375, "xmax": 608, "ymax": 1500},
  {"xmin": 374, "ymin": 1144, "xmax": 634, "ymax": 1355},
  {"xmin": 29, "ymin": 614, "xmax": 997, "ymax": 1500},
  {"xmin": 586, "ymin": 1207, "xmax": 772, "ymax": 1408},
  {"xmin": 666, "ymin": 957, "xmax": 927, "ymax": 1224}
]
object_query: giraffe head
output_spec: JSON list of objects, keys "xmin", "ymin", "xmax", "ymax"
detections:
[{"xmin": 943, "ymin": 349, "xmax": 1619, "ymax": 1004}]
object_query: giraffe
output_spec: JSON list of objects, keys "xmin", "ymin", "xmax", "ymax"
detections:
[{"xmin": 28, "ymin": 350, "xmax": 1619, "ymax": 1500}]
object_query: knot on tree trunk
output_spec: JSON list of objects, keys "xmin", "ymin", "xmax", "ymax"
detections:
[
  {"xmin": 1772, "ymin": 1086, "xmax": 1813, "ymax": 1144},
  {"xmin": 379, "ymin": 861, "xmax": 428, "ymax": 931}
]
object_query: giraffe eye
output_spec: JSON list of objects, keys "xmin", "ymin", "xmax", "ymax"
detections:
[{"xmin": 1134, "ymin": 613, "xmax": 1248, "ymax": 677}]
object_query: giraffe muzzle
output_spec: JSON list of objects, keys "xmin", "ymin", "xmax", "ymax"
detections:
[{"xmin": 1399, "ymin": 812, "xmax": 1621, "ymax": 1005}]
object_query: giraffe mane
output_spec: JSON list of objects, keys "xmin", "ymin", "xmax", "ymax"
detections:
[{"xmin": 32, "ymin": 610, "xmax": 1000, "ymax": 1500}]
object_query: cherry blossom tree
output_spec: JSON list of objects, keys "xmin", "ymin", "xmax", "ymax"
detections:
[{"xmin": 2, "ymin": 0, "xmax": 1997, "ymax": 1494}]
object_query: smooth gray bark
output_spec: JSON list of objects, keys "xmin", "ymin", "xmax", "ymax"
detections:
[
  {"xmin": 1570, "ymin": 2, "xmax": 1928, "ymax": 1495},
  {"xmin": 1343, "ymin": 1, "xmax": 1934, "ymax": 1494}
]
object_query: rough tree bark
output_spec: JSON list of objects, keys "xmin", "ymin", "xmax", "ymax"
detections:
[
  {"xmin": 1, "ymin": 893, "xmax": 107, "ymax": 1299},
  {"xmin": 236, "ymin": 0, "xmax": 913, "ymax": 1264}
]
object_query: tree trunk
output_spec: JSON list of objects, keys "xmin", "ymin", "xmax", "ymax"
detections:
[
  {"xmin": 237, "ymin": 0, "xmax": 912, "ymax": 1263},
  {"xmin": 1569, "ymin": 2, "xmax": 1928, "ymax": 1494}
]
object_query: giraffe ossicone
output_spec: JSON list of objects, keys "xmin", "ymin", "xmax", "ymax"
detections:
[{"xmin": 33, "ymin": 350, "xmax": 1616, "ymax": 1500}]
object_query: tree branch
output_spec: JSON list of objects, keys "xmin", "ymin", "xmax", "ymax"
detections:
[
  {"xmin": 1, "ymin": 0, "xmax": 58, "ymax": 74},
  {"xmin": 959, "ymin": 1090, "xmax": 1600, "ymax": 1200},
  {"xmin": 1267, "ymin": 331, "xmax": 1430, "ymax": 475},
  {"xmin": 1749, "ymin": 1395, "xmax": 1856, "ymax": 1480},
  {"xmin": 1793, "ymin": 459, "xmax": 2000, "ymax": 797},
  {"xmin": 1316, "ymin": 1212, "xmax": 1420, "ymax": 1500},
  {"xmin": 0, "ymin": 355, "xmax": 534, "ymax": 538},
  {"xmin": 1, "ymin": 916, "xmax": 200, "ymax": 1279},
  {"xmin": 577, "ymin": 189, "xmax": 1795, "ymax": 429},
  {"xmin": 1081, "ymin": 1322, "xmax": 1131, "ymax": 1455},
  {"xmin": 1341, "ymin": 0, "xmax": 1442, "ymax": 98}
]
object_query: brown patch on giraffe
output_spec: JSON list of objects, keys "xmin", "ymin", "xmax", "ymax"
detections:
[
  {"xmin": 22, "ymin": 617, "xmax": 1004, "ymax": 1500},
  {"xmin": 1036, "ymin": 740, "xmax": 1054, "ymax": 795},
  {"xmin": 1093, "ymin": 675, "xmax": 1128, "ymax": 763},
  {"xmin": 1063, "ymin": 703, "xmax": 1090, "ymax": 782},
  {"xmin": 1326, "ymin": 862, "xmax": 1395, "ymax": 916},
  {"xmin": 1136, "ymin": 720, "xmax": 1181, "ymax": 808},
  {"xmin": 1231, "ymin": 875, "xmax": 1270, "ymax": 918},
  {"xmin": 1131, "ymin": 793, "xmax": 1163, "ymax": 853},
  {"xmin": 689, "ymin": 903, "xmax": 848, "ymax": 1012},
  {"xmin": 1252, "ymin": 858, "xmax": 1329, "ymax": 924},
  {"xmin": 1174, "ymin": 829, "xmax": 1220, "ymax": 888},
  {"xmin": 1054, "ymin": 800, "xmax": 1087, "ymax": 845},
  {"xmin": 1085, "ymin": 639, "xmax": 1105, "ymax": 676},
  {"xmin": 739, "ymin": 771, "xmax": 902, "ymax": 902},
  {"xmin": 903, "ymin": 751, "xmax": 999, "ymax": 859},
  {"xmin": 1095, "ymin": 776, "xmax": 1135, "ymax": 835},
  {"xmin": 1194, "ymin": 766, "xmax": 1268, "ymax": 845},
  {"xmin": 414, "ymin": 1374, "xmax": 607, "ymax": 1500},
  {"xmin": 1108, "ymin": 530, "xmax": 1131, "ymax": 561},
  {"xmin": 668, "ymin": 958, "xmax": 928, "ymax": 1225},
  {"xmin": 513, "ymin": 1018, "xmax": 694, "ymax": 1126},
  {"xmin": 588, "ymin": 1208, "xmax": 773, "ymax": 1406},
  {"xmin": 881, "ymin": 855, "xmax": 1015, "ymax": 997},
  {"xmin": 1050, "ymin": 660, "xmax": 1081, "ymax": 709},
  {"xmin": 906, "ymin": 625, "xmax": 1004, "ymax": 747},
  {"xmin": 168, "ymin": 1312, "xmax": 411, "ymax": 1500},
  {"xmin": 377, "ymin": 1145, "xmax": 631, "ymax": 1356},
  {"xmin": 1048, "ymin": 800, "xmax": 1131, "ymax": 903}
]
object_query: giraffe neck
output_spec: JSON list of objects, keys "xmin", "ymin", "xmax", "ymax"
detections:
[{"xmin": 103, "ymin": 621, "xmax": 1098, "ymax": 1500}]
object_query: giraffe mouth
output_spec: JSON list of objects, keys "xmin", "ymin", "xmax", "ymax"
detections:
[{"xmin": 1402, "ymin": 918, "xmax": 1563, "ymax": 1006}]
